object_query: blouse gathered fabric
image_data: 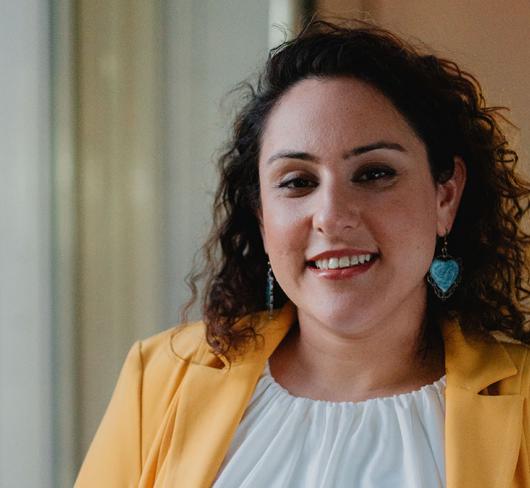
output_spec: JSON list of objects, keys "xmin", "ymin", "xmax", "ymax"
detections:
[{"xmin": 214, "ymin": 362, "xmax": 447, "ymax": 488}]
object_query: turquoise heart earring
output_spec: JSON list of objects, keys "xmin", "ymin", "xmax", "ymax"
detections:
[{"xmin": 427, "ymin": 232, "xmax": 462, "ymax": 300}]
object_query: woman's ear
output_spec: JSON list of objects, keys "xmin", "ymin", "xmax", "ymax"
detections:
[{"xmin": 436, "ymin": 156, "xmax": 467, "ymax": 235}]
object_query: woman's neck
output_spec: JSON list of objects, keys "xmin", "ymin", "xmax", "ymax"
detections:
[{"xmin": 269, "ymin": 307, "xmax": 445, "ymax": 403}]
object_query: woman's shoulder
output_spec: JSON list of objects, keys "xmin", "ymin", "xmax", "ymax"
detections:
[
  {"xmin": 137, "ymin": 321, "xmax": 214, "ymax": 369},
  {"xmin": 138, "ymin": 305, "xmax": 296, "ymax": 369}
]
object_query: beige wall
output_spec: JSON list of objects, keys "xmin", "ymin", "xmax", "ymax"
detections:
[
  {"xmin": 77, "ymin": 0, "xmax": 165, "ymax": 454},
  {"xmin": 316, "ymin": 0, "xmax": 530, "ymax": 170}
]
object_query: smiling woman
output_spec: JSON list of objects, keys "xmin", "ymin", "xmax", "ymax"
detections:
[
  {"xmin": 76, "ymin": 20, "xmax": 530, "ymax": 488},
  {"xmin": 258, "ymin": 77, "xmax": 463, "ymax": 360}
]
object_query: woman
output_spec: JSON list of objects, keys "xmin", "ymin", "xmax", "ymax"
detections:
[{"xmin": 76, "ymin": 20, "xmax": 530, "ymax": 487}]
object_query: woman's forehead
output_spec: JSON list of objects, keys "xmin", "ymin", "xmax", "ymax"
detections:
[{"xmin": 260, "ymin": 77, "xmax": 423, "ymax": 158}]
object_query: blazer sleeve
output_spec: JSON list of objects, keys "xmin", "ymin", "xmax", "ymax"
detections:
[{"xmin": 75, "ymin": 341, "xmax": 143, "ymax": 487}]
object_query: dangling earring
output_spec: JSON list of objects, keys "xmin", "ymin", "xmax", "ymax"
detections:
[
  {"xmin": 266, "ymin": 260, "xmax": 275, "ymax": 319},
  {"xmin": 427, "ymin": 231, "xmax": 462, "ymax": 300}
]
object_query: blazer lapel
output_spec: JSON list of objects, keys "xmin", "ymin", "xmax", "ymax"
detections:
[
  {"xmin": 443, "ymin": 321, "xmax": 524, "ymax": 488},
  {"xmin": 161, "ymin": 304, "xmax": 295, "ymax": 488}
]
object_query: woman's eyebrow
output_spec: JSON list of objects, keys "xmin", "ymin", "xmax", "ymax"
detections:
[{"xmin": 266, "ymin": 141, "xmax": 406, "ymax": 165}]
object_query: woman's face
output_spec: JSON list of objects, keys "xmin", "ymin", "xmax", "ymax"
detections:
[{"xmin": 258, "ymin": 77, "xmax": 464, "ymax": 333}]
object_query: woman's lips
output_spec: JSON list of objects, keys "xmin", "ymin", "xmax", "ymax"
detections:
[{"xmin": 306, "ymin": 256, "xmax": 377, "ymax": 280}]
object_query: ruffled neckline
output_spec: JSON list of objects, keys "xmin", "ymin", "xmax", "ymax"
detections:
[{"xmin": 263, "ymin": 361, "xmax": 447, "ymax": 408}]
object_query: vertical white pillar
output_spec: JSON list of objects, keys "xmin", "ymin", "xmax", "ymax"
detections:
[
  {"xmin": 0, "ymin": 1, "xmax": 53, "ymax": 487},
  {"xmin": 51, "ymin": 0, "xmax": 78, "ymax": 485}
]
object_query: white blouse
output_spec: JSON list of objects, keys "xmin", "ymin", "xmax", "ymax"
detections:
[{"xmin": 214, "ymin": 363, "xmax": 446, "ymax": 488}]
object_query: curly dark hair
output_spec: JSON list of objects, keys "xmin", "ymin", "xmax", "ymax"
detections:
[{"xmin": 182, "ymin": 19, "xmax": 530, "ymax": 357}]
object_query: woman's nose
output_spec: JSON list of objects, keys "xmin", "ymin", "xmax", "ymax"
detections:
[{"xmin": 312, "ymin": 185, "xmax": 361, "ymax": 236}]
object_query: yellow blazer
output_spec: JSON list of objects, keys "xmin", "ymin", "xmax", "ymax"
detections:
[{"xmin": 76, "ymin": 303, "xmax": 530, "ymax": 487}]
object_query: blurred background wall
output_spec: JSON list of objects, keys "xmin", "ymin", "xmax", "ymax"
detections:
[
  {"xmin": 1, "ymin": 2, "xmax": 53, "ymax": 487},
  {"xmin": 318, "ymin": 0, "xmax": 530, "ymax": 164},
  {"xmin": 1, "ymin": 1, "xmax": 528, "ymax": 486}
]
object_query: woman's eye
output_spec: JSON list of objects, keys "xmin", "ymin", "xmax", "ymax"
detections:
[
  {"xmin": 354, "ymin": 166, "xmax": 396, "ymax": 182},
  {"xmin": 278, "ymin": 177, "xmax": 316, "ymax": 189}
]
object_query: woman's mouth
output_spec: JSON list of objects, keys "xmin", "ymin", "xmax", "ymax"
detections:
[{"xmin": 306, "ymin": 253, "xmax": 378, "ymax": 280}]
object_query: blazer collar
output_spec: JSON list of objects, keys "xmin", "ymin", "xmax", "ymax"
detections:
[
  {"xmin": 441, "ymin": 317, "xmax": 518, "ymax": 391},
  {"xmin": 225, "ymin": 302, "xmax": 297, "ymax": 367},
  {"xmin": 164, "ymin": 303, "xmax": 523, "ymax": 488},
  {"xmin": 441, "ymin": 318, "xmax": 523, "ymax": 488}
]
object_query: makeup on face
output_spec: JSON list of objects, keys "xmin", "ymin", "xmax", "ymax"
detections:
[{"xmin": 258, "ymin": 77, "xmax": 442, "ymax": 332}]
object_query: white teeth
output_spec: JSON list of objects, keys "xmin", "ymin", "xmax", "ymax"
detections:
[
  {"xmin": 339, "ymin": 256, "xmax": 350, "ymax": 268},
  {"xmin": 313, "ymin": 254, "xmax": 375, "ymax": 270}
]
